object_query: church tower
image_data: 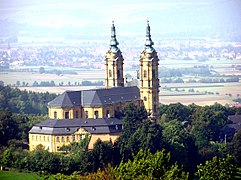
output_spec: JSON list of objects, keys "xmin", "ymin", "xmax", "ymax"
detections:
[
  {"xmin": 140, "ymin": 20, "xmax": 159, "ymax": 118},
  {"xmin": 105, "ymin": 21, "xmax": 124, "ymax": 88}
]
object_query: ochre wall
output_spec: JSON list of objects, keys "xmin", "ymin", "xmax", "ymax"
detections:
[
  {"xmin": 88, "ymin": 133, "xmax": 121, "ymax": 149},
  {"xmin": 48, "ymin": 106, "xmax": 81, "ymax": 119},
  {"xmin": 29, "ymin": 134, "xmax": 55, "ymax": 152},
  {"xmin": 140, "ymin": 50, "xmax": 159, "ymax": 117},
  {"xmin": 105, "ymin": 50, "xmax": 124, "ymax": 88},
  {"xmin": 29, "ymin": 131, "xmax": 121, "ymax": 153}
]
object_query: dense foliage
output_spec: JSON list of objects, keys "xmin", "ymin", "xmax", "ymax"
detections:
[
  {"xmin": 195, "ymin": 155, "xmax": 236, "ymax": 180},
  {"xmin": 0, "ymin": 86, "xmax": 241, "ymax": 179},
  {"xmin": 0, "ymin": 85, "xmax": 57, "ymax": 115},
  {"xmin": 0, "ymin": 109, "xmax": 47, "ymax": 146},
  {"xmin": 117, "ymin": 149, "xmax": 188, "ymax": 180}
]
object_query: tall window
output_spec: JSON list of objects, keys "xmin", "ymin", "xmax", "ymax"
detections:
[
  {"xmin": 56, "ymin": 137, "xmax": 60, "ymax": 142},
  {"xmin": 54, "ymin": 111, "xmax": 57, "ymax": 119},
  {"xmin": 62, "ymin": 136, "xmax": 65, "ymax": 142},
  {"xmin": 72, "ymin": 135, "xmax": 76, "ymax": 142},
  {"xmin": 106, "ymin": 110, "xmax": 110, "ymax": 118},
  {"xmin": 65, "ymin": 112, "xmax": 69, "ymax": 119},
  {"xmin": 144, "ymin": 70, "xmax": 147, "ymax": 78},
  {"xmin": 109, "ymin": 70, "xmax": 112, "ymax": 77},
  {"xmin": 94, "ymin": 110, "xmax": 99, "ymax": 119},
  {"xmin": 75, "ymin": 111, "xmax": 78, "ymax": 118},
  {"xmin": 85, "ymin": 111, "xmax": 88, "ymax": 118}
]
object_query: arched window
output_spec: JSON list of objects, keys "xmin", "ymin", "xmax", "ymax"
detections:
[
  {"xmin": 72, "ymin": 135, "xmax": 76, "ymax": 142},
  {"xmin": 54, "ymin": 111, "xmax": 57, "ymax": 119},
  {"xmin": 75, "ymin": 111, "xmax": 78, "ymax": 118},
  {"xmin": 144, "ymin": 96, "xmax": 147, "ymax": 101},
  {"xmin": 94, "ymin": 110, "xmax": 99, "ymax": 119},
  {"xmin": 85, "ymin": 111, "xmax": 88, "ymax": 119},
  {"xmin": 144, "ymin": 70, "xmax": 147, "ymax": 78},
  {"xmin": 109, "ymin": 70, "xmax": 112, "ymax": 77},
  {"xmin": 106, "ymin": 110, "xmax": 110, "ymax": 118},
  {"xmin": 65, "ymin": 112, "xmax": 69, "ymax": 119}
]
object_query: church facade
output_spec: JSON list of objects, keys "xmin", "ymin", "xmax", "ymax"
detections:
[{"xmin": 28, "ymin": 21, "xmax": 160, "ymax": 152}]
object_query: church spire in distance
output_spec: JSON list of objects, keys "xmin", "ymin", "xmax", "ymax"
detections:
[
  {"xmin": 110, "ymin": 20, "xmax": 119, "ymax": 52},
  {"xmin": 145, "ymin": 19, "xmax": 154, "ymax": 52}
]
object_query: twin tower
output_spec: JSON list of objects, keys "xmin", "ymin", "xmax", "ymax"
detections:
[{"xmin": 105, "ymin": 21, "xmax": 159, "ymax": 118}]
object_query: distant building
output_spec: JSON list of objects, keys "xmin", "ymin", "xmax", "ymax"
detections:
[
  {"xmin": 29, "ymin": 20, "xmax": 160, "ymax": 152},
  {"xmin": 220, "ymin": 115, "xmax": 241, "ymax": 142}
]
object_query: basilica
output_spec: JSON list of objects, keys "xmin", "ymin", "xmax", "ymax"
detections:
[{"xmin": 29, "ymin": 21, "xmax": 160, "ymax": 152}]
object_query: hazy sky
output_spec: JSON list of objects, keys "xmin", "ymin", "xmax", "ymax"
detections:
[{"xmin": 0, "ymin": 0, "xmax": 241, "ymax": 37}]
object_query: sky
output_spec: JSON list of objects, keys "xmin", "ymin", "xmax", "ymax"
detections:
[{"xmin": 0, "ymin": 0, "xmax": 241, "ymax": 38}]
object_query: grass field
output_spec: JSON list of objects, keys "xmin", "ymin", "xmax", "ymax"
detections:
[
  {"xmin": 1, "ymin": 168, "xmax": 241, "ymax": 179},
  {"xmin": 0, "ymin": 171, "xmax": 54, "ymax": 180}
]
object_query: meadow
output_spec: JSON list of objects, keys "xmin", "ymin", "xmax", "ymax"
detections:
[{"xmin": 0, "ymin": 171, "xmax": 53, "ymax": 180}]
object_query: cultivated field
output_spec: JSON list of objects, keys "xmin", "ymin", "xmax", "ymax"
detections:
[
  {"xmin": 0, "ymin": 70, "xmax": 105, "ymax": 86},
  {"xmin": 1, "ymin": 58, "xmax": 241, "ymax": 106}
]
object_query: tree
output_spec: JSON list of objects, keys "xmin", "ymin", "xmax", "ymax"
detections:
[
  {"xmin": 16, "ymin": 80, "xmax": 20, "ymax": 86},
  {"xmin": 117, "ymin": 149, "xmax": 188, "ymax": 179},
  {"xmin": 161, "ymin": 120, "xmax": 198, "ymax": 173},
  {"xmin": 192, "ymin": 105, "xmax": 228, "ymax": 142},
  {"xmin": 0, "ymin": 109, "xmax": 18, "ymax": 145},
  {"xmin": 79, "ymin": 165, "xmax": 118, "ymax": 180},
  {"xmin": 191, "ymin": 124, "xmax": 209, "ymax": 150},
  {"xmin": 28, "ymin": 148, "xmax": 60, "ymax": 174},
  {"xmin": 39, "ymin": 67, "xmax": 45, "ymax": 74},
  {"xmin": 60, "ymin": 133, "xmax": 90, "ymax": 153},
  {"xmin": 119, "ymin": 121, "xmax": 164, "ymax": 161},
  {"xmin": 165, "ymin": 103, "xmax": 191, "ymax": 122},
  {"xmin": 122, "ymin": 103, "xmax": 148, "ymax": 137},
  {"xmin": 195, "ymin": 155, "xmax": 237, "ymax": 180},
  {"xmin": 90, "ymin": 139, "xmax": 113, "ymax": 171},
  {"xmin": 115, "ymin": 103, "xmax": 148, "ymax": 162},
  {"xmin": 232, "ymin": 129, "xmax": 241, "ymax": 166}
]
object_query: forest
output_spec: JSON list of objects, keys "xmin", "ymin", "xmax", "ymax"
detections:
[
  {"xmin": 0, "ymin": 85, "xmax": 241, "ymax": 179},
  {"xmin": 0, "ymin": 85, "xmax": 57, "ymax": 115}
]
